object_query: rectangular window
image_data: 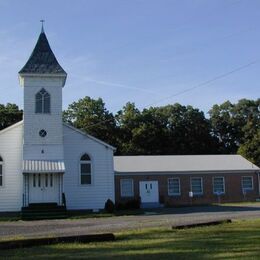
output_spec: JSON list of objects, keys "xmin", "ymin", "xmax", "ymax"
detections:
[
  {"xmin": 191, "ymin": 177, "xmax": 203, "ymax": 195},
  {"xmin": 0, "ymin": 165, "xmax": 2, "ymax": 186},
  {"xmin": 120, "ymin": 179, "xmax": 134, "ymax": 197},
  {"xmin": 168, "ymin": 178, "xmax": 180, "ymax": 195},
  {"xmin": 81, "ymin": 163, "xmax": 91, "ymax": 184},
  {"xmin": 242, "ymin": 176, "xmax": 253, "ymax": 191},
  {"xmin": 213, "ymin": 177, "xmax": 225, "ymax": 194}
]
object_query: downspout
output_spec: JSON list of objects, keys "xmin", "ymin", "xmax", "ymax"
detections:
[{"xmin": 258, "ymin": 172, "xmax": 260, "ymax": 196}]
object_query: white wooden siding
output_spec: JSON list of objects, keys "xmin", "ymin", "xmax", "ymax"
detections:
[
  {"xmin": 0, "ymin": 122, "xmax": 23, "ymax": 212},
  {"xmin": 23, "ymin": 76, "xmax": 64, "ymax": 160},
  {"xmin": 63, "ymin": 125, "xmax": 115, "ymax": 210}
]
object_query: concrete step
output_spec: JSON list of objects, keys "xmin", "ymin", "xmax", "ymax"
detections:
[
  {"xmin": 22, "ymin": 206, "xmax": 66, "ymax": 212},
  {"xmin": 21, "ymin": 203, "xmax": 67, "ymax": 220},
  {"xmin": 27, "ymin": 203, "xmax": 59, "ymax": 209}
]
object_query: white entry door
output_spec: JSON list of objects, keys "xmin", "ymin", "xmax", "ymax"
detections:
[
  {"xmin": 139, "ymin": 181, "xmax": 159, "ymax": 203},
  {"xmin": 29, "ymin": 173, "xmax": 59, "ymax": 203}
]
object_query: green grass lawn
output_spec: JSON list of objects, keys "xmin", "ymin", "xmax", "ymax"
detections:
[
  {"xmin": 2, "ymin": 218, "xmax": 260, "ymax": 259},
  {"xmin": 0, "ymin": 213, "xmax": 21, "ymax": 222},
  {"xmin": 216, "ymin": 201, "xmax": 260, "ymax": 207}
]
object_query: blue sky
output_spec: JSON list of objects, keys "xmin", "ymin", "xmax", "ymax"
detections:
[{"xmin": 0, "ymin": 0, "xmax": 259, "ymax": 115}]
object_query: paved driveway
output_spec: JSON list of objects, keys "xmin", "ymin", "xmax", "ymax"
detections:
[{"xmin": 1, "ymin": 204, "xmax": 260, "ymax": 240}]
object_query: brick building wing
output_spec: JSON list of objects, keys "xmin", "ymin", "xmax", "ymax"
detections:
[{"xmin": 114, "ymin": 155, "xmax": 260, "ymax": 207}]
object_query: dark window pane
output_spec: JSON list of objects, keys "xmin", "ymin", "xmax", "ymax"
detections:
[
  {"xmin": 81, "ymin": 174, "xmax": 91, "ymax": 184},
  {"xmin": 121, "ymin": 179, "xmax": 133, "ymax": 197},
  {"xmin": 191, "ymin": 178, "xmax": 202, "ymax": 194},
  {"xmin": 36, "ymin": 89, "xmax": 50, "ymax": 114},
  {"xmin": 0, "ymin": 165, "xmax": 2, "ymax": 175},
  {"xmin": 242, "ymin": 177, "xmax": 253, "ymax": 190},
  {"xmin": 213, "ymin": 177, "xmax": 224, "ymax": 193},
  {"xmin": 35, "ymin": 93, "xmax": 43, "ymax": 113},
  {"xmin": 168, "ymin": 178, "xmax": 180, "ymax": 195},
  {"xmin": 81, "ymin": 154, "xmax": 91, "ymax": 161},
  {"xmin": 0, "ymin": 156, "xmax": 2, "ymax": 161},
  {"xmin": 81, "ymin": 163, "xmax": 91, "ymax": 173},
  {"xmin": 44, "ymin": 93, "xmax": 50, "ymax": 113}
]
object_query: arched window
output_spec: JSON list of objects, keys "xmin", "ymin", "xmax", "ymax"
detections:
[
  {"xmin": 80, "ymin": 153, "xmax": 92, "ymax": 185},
  {"xmin": 0, "ymin": 156, "xmax": 3, "ymax": 186},
  {"xmin": 35, "ymin": 88, "xmax": 50, "ymax": 113}
]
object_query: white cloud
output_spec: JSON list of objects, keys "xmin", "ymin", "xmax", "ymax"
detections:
[{"xmin": 71, "ymin": 74, "xmax": 159, "ymax": 95}]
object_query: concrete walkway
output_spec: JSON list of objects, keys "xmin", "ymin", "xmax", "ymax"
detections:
[{"xmin": 1, "ymin": 204, "xmax": 260, "ymax": 240}]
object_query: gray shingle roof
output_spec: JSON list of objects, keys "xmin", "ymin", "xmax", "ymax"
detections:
[
  {"xmin": 114, "ymin": 155, "xmax": 259, "ymax": 173},
  {"xmin": 19, "ymin": 31, "xmax": 66, "ymax": 75}
]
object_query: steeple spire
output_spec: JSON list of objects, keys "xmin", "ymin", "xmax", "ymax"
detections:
[
  {"xmin": 19, "ymin": 26, "xmax": 66, "ymax": 75},
  {"xmin": 40, "ymin": 19, "xmax": 45, "ymax": 33}
]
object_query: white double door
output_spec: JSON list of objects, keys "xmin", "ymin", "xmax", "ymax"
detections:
[
  {"xmin": 139, "ymin": 181, "xmax": 159, "ymax": 203},
  {"xmin": 29, "ymin": 173, "xmax": 59, "ymax": 203}
]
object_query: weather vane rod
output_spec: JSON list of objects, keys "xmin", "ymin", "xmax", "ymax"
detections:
[{"xmin": 40, "ymin": 19, "xmax": 45, "ymax": 33}]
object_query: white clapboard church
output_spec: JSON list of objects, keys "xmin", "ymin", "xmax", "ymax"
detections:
[{"xmin": 0, "ymin": 28, "xmax": 115, "ymax": 213}]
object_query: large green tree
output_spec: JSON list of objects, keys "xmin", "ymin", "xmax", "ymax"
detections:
[
  {"xmin": 209, "ymin": 98, "xmax": 259, "ymax": 164},
  {"xmin": 162, "ymin": 104, "xmax": 219, "ymax": 155},
  {"xmin": 115, "ymin": 102, "xmax": 142, "ymax": 154},
  {"xmin": 238, "ymin": 130, "xmax": 260, "ymax": 166},
  {"xmin": 0, "ymin": 103, "xmax": 23, "ymax": 130},
  {"xmin": 63, "ymin": 96, "xmax": 117, "ymax": 146},
  {"xmin": 116, "ymin": 103, "xmax": 218, "ymax": 155},
  {"xmin": 62, "ymin": 96, "xmax": 259, "ymax": 163}
]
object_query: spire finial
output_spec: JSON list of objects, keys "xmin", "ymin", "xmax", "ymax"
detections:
[{"xmin": 40, "ymin": 19, "xmax": 45, "ymax": 33}]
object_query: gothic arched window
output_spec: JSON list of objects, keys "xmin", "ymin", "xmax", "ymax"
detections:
[
  {"xmin": 0, "ymin": 156, "xmax": 3, "ymax": 186},
  {"xmin": 35, "ymin": 88, "xmax": 50, "ymax": 114},
  {"xmin": 80, "ymin": 153, "xmax": 92, "ymax": 185}
]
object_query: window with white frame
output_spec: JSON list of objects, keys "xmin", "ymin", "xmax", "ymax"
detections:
[
  {"xmin": 213, "ymin": 177, "xmax": 225, "ymax": 194},
  {"xmin": 120, "ymin": 179, "xmax": 134, "ymax": 197},
  {"xmin": 242, "ymin": 176, "xmax": 253, "ymax": 191},
  {"xmin": 35, "ymin": 88, "xmax": 50, "ymax": 114},
  {"xmin": 80, "ymin": 154, "xmax": 92, "ymax": 185},
  {"xmin": 191, "ymin": 177, "xmax": 203, "ymax": 195},
  {"xmin": 168, "ymin": 178, "xmax": 180, "ymax": 195},
  {"xmin": 0, "ymin": 156, "xmax": 3, "ymax": 186}
]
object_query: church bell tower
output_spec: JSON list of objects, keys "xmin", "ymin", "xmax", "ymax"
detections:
[{"xmin": 19, "ymin": 25, "xmax": 67, "ymax": 160}]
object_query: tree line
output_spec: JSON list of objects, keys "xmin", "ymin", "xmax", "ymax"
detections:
[{"xmin": 0, "ymin": 98, "xmax": 259, "ymax": 166}]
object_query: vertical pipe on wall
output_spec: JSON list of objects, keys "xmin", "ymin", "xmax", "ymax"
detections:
[
  {"xmin": 27, "ymin": 174, "xmax": 30, "ymax": 206},
  {"xmin": 58, "ymin": 173, "xmax": 61, "ymax": 205},
  {"xmin": 23, "ymin": 174, "xmax": 25, "ymax": 207},
  {"xmin": 258, "ymin": 172, "xmax": 260, "ymax": 196}
]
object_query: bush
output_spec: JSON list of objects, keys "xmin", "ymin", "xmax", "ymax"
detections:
[
  {"xmin": 116, "ymin": 202, "xmax": 126, "ymax": 210},
  {"xmin": 116, "ymin": 197, "xmax": 141, "ymax": 210},
  {"xmin": 104, "ymin": 199, "xmax": 115, "ymax": 213}
]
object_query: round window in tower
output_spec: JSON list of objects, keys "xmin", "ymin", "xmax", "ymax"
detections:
[{"xmin": 39, "ymin": 129, "xmax": 47, "ymax": 138}]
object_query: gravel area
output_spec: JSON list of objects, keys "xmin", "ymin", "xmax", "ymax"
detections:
[{"xmin": 1, "ymin": 204, "xmax": 260, "ymax": 240}]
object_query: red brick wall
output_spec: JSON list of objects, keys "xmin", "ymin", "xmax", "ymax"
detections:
[{"xmin": 115, "ymin": 172, "xmax": 259, "ymax": 206}]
